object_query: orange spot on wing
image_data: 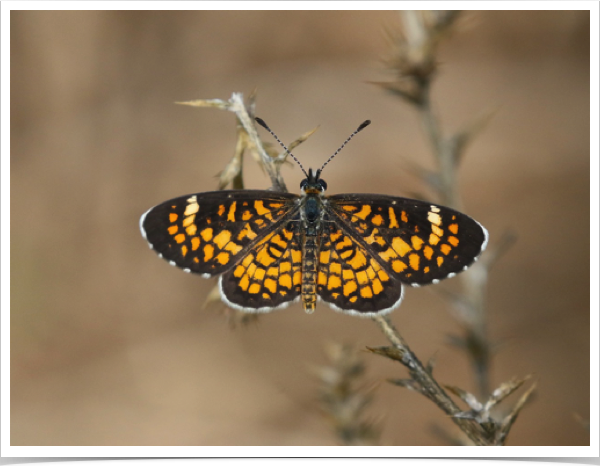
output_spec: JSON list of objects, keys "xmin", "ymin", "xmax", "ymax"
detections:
[
  {"xmin": 237, "ymin": 224, "xmax": 257, "ymax": 241},
  {"xmin": 248, "ymin": 283, "xmax": 261, "ymax": 294},
  {"xmin": 423, "ymin": 245, "xmax": 434, "ymax": 260},
  {"xmin": 280, "ymin": 261, "xmax": 292, "ymax": 273},
  {"xmin": 254, "ymin": 200, "xmax": 269, "ymax": 216},
  {"xmin": 203, "ymin": 244, "xmax": 214, "ymax": 261},
  {"xmin": 239, "ymin": 275, "xmax": 250, "ymax": 291},
  {"xmin": 328, "ymin": 275, "xmax": 342, "ymax": 290},
  {"xmin": 186, "ymin": 225, "xmax": 197, "ymax": 236},
  {"xmin": 213, "ymin": 230, "xmax": 232, "ymax": 249},
  {"xmin": 227, "ymin": 202, "xmax": 237, "ymax": 222},
  {"xmin": 343, "ymin": 280, "xmax": 357, "ymax": 296},
  {"xmin": 264, "ymin": 278, "xmax": 277, "ymax": 293},
  {"xmin": 392, "ymin": 260, "xmax": 407, "ymax": 273},
  {"xmin": 279, "ymin": 274, "xmax": 292, "ymax": 289},
  {"xmin": 330, "ymin": 261, "xmax": 342, "ymax": 275},
  {"xmin": 354, "ymin": 205, "xmax": 371, "ymax": 220},
  {"xmin": 378, "ymin": 246, "xmax": 399, "ymax": 262},
  {"xmin": 372, "ymin": 279, "xmax": 383, "ymax": 294},
  {"xmin": 432, "ymin": 225, "xmax": 444, "ymax": 237},
  {"xmin": 388, "ymin": 207, "xmax": 399, "ymax": 228},
  {"xmin": 411, "ymin": 236, "xmax": 424, "ymax": 250},
  {"xmin": 330, "ymin": 230, "xmax": 342, "ymax": 242},
  {"xmin": 360, "ymin": 286, "xmax": 373, "ymax": 298},
  {"xmin": 216, "ymin": 252, "xmax": 230, "ymax": 265},
  {"xmin": 242, "ymin": 254, "xmax": 254, "ymax": 267},
  {"xmin": 183, "ymin": 215, "xmax": 195, "ymax": 227},
  {"xmin": 429, "ymin": 233, "xmax": 440, "ymax": 246},
  {"xmin": 372, "ymin": 214, "xmax": 384, "ymax": 226},
  {"xmin": 201, "ymin": 228, "xmax": 213, "ymax": 242},
  {"xmin": 409, "ymin": 253, "xmax": 420, "ymax": 271},
  {"xmin": 225, "ymin": 241, "xmax": 243, "ymax": 254},
  {"xmin": 318, "ymin": 272, "xmax": 327, "ymax": 286},
  {"xmin": 392, "ymin": 237, "xmax": 412, "ymax": 257},
  {"xmin": 348, "ymin": 250, "xmax": 367, "ymax": 270}
]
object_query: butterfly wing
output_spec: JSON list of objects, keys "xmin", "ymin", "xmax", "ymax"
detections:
[
  {"xmin": 316, "ymin": 221, "xmax": 403, "ymax": 315},
  {"xmin": 326, "ymin": 194, "xmax": 488, "ymax": 286},
  {"xmin": 140, "ymin": 190, "xmax": 300, "ymax": 276},
  {"xmin": 219, "ymin": 223, "xmax": 303, "ymax": 312}
]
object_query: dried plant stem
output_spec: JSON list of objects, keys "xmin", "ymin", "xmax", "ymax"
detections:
[
  {"xmin": 228, "ymin": 94, "xmax": 289, "ymax": 193},
  {"xmin": 419, "ymin": 86, "xmax": 491, "ymax": 398},
  {"xmin": 367, "ymin": 12, "xmax": 535, "ymax": 445},
  {"xmin": 371, "ymin": 315, "xmax": 494, "ymax": 446},
  {"xmin": 178, "ymin": 92, "xmax": 289, "ymax": 193}
]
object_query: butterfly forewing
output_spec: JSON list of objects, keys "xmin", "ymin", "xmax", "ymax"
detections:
[
  {"xmin": 141, "ymin": 190, "xmax": 300, "ymax": 276},
  {"xmin": 326, "ymin": 194, "xmax": 488, "ymax": 286}
]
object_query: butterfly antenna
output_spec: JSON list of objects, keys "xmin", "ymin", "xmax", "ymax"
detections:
[
  {"xmin": 255, "ymin": 117, "xmax": 308, "ymax": 178},
  {"xmin": 318, "ymin": 120, "xmax": 371, "ymax": 175}
]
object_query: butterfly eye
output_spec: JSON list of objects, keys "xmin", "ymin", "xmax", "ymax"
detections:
[
  {"xmin": 300, "ymin": 179, "xmax": 308, "ymax": 189},
  {"xmin": 318, "ymin": 179, "xmax": 327, "ymax": 191}
]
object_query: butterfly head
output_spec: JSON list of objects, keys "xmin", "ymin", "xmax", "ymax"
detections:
[{"xmin": 300, "ymin": 168, "xmax": 327, "ymax": 195}]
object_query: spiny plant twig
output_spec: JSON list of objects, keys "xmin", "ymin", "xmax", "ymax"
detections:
[
  {"xmin": 177, "ymin": 91, "xmax": 299, "ymax": 193},
  {"xmin": 368, "ymin": 10, "xmax": 533, "ymax": 445},
  {"xmin": 312, "ymin": 342, "xmax": 380, "ymax": 446}
]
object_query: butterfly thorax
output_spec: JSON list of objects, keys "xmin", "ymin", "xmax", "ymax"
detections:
[{"xmin": 299, "ymin": 169, "xmax": 328, "ymax": 313}]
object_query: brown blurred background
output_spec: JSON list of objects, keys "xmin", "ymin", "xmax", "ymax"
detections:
[{"xmin": 10, "ymin": 10, "xmax": 590, "ymax": 446}]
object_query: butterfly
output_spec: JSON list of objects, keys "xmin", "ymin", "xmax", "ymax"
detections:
[{"xmin": 140, "ymin": 119, "xmax": 488, "ymax": 317}]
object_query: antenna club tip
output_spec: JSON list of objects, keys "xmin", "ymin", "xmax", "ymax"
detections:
[
  {"xmin": 255, "ymin": 117, "xmax": 269, "ymax": 130},
  {"xmin": 358, "ymin": 120, "xmax": 371, "ymax": 132}
]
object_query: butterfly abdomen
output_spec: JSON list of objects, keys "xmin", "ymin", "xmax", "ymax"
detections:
[{"xmin": 301, "ymin": 234, "xmax": 319, "ymax": 313}]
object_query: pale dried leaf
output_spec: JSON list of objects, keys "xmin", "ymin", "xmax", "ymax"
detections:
[
  {"xmin": 202, "ymin": 283, "xmax": 222, "ymax": 309},
  {"xmin": 176, "ymin": 98, "xmax": 231, "ymax": 110},
  {"xmin": 495, "ymin": 380, "xmax": 537, "ymax": 445},
  {"xmin": 388, "ymin": 378, "xmax": 421, "ymax": 393},
  {"xmin": 366, "ymin": 345, "xmax": 408, "ymax": 362},
  {"xmin": 487, "ymin": 375, "xmax": 532, "ymax": 409},
  {"xmin": 444, "ymin": 385, "xmax": 483, "ymax": 411}
]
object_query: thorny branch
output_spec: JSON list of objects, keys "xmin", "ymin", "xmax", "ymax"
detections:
[
  {"xmin": 369, "ymin": 315, "xmax": 495, "ymax": 446},
  {"xmin": 368, "ymin": 10, "xmax": 534, "ymax": 445},
  {"xmin": 177, "ymin": 92, "xmax": 290, "ymax": 193}
]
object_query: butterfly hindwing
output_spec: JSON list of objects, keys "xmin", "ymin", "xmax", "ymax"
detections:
[
  {"xmin": 219, "ymin": 224, "xmax": 303, "ymax": 311},
  {"xmin": 316, "ymin": 222, "xmax": 404, "ymax": 314}
]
